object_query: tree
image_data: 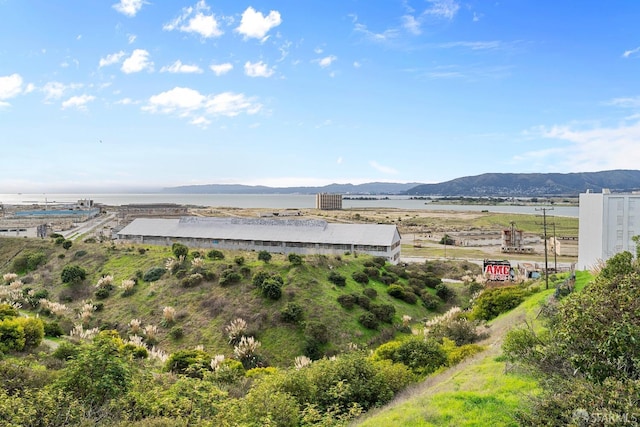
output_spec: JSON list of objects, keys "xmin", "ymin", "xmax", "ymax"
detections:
[
  {"xmin": 61, "ymin": 265, "xmax": 86, "ymax": 284},
  {"xmin": 171, "ymin": 242, "xmax": 188, "ymax": 259},
  {"xmin": 258, "ymin": 250, "xmax": 272, "ymax": 263},
  {"xmin": 56, "ymin": 331, "xmax": 133, "ymax": 407}
]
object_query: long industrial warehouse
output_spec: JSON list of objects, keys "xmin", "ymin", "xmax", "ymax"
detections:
[{"xmin": 117, "ymin": 217, "xmax": 402, "ymax": 263}]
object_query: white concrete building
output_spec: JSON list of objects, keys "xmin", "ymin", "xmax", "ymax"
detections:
[
  {"xmin": 117, "ymin": 216, "xmax": 402, "ymax": 263},
  {"xmin": 578, "ymin": 189, "xmax": 640, "ymax": 270}
]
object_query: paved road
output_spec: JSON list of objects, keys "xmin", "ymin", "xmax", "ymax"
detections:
[{"xmin": 61, "ymin": 213, "xmax": 116, "ymax": 240}]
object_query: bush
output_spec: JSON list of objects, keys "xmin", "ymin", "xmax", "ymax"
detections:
[
  {"xmin": 181, "ymin": 273, "xmax": 204, "ymax": 288},
  {"xmin": 165, "ymin": 349, "xmax": 210, "ymax": 378},
  {"xmin": 169, "ymin": 326, "xmax": 184, "ymax": 340},
  {"xmin": 288, "ymin": 253, "xmax": 303, "ymax": 266},
  {"xmin": 280, "ymin": 302, "xmax": 304, "ymax": 323},
  {"xmin": 234, "ymin": 256, "xmax": 245, "ymax": 265},
  {"xmin": 472, "ymin": 286, "xmax": 526, "ymax": 320},
  {"xmin": 386, "ymin": 284, "xmax": 405, "ymax": 299},
  {"xmin": 370, "ymin": 304, "xmax": 395, "ymax": 323},
  {"xmin": 424, "ymin": 273, "xmax": 442, "ymax": 289},
  {"xmin": 258, "ymin": 250, "xmax": 272, "ymax": 263},
  {"xmin": 0, "ymin": 318, "xmax": 26, "ymax": 352},
  {"xmin": 52, "ymin": 341, "xmax": 80, "ymax": 360},
  {"xmin": 372, "ymin": 257, "xmax": 387, "ymax": 267},
  {"xmin": 305, "ymin": 321, "xmax": 329, "ymax": 344},
  {"xmin": 73, "ymin": 250, "xmax": 87, "ymax": 259},
  {"xmin": 364, "ymin": 267, "xmax": 380, "ymax": 279},
  {"xmin": 379, "ymin": 274, "xmax": 397, "ymax": 285},
  {"xmin": 220, "ymin": 270, "xmax": 242, "ymax": 287},
  {"xmin": 252, "ymin": 271, "xmax": 270, "ymax": 288},
  {"xmin": 354, "ymin": 294, "xmax": 371, "ymax": 310},
  {"xmin": 435, "ymin": 283, "xmax": 455, "ymax": 301},
  {"xmin": 12, "ymin": 252, "xmax": 47, "ymax": 273},
  {"xmin": 262, "ymin": 278, "xmax": 283, "ymax": 300},
  {"xmin": 328, "ymin": 271, "xmax": 346, "ymax": 287},
  {"xmin": 400, "ymin": 291, "xmax": 418, "ymax": 304},
  {"xmin": 171, "ymin": 242, "xmax": 189, "ymax": 259},
  {"xmin": 358, "ymin": 312, "xmax": 379, "ymax": 329},
  {"xmin": 62, "ymin": 240, "xmax": 72, "ymax": 250},
  {"xmin": 363, "ymin": 287, "xmax": 378, "ymax": 299},
  {"xmin": 94, "ymin": 287, "xmax": 110, "ymax": 300},
  {"xmin": 352, "ymin": 271, "xmax": 369, "ymax": 284},
  {"xmin": 60, "ymin": 265, "xmax": 86, "ymax": 284},
  {"xmin": 43, "ymin": 321, "xmax": 64, "ymax": 337},
  {"xmin": 143, "ymin": 266, "xmax": 166, "ymax": 282},
  {"xmin": 0, "ymin": 304, "xmax": 19, "ymax": 321},
  {"xmin": 392, "ymin": 337, "xmax": 448, "ymax": 375},
  {"xmin": 337, "ymin": 294, "xmax": 356, "ymax": 309},
  {"xmin": 420, "ymin": 291, "xmax": 440, "ymax": 310},
  {"xmin": 207, "ymin": 249, "xmax": 225, "ymax": 260}
]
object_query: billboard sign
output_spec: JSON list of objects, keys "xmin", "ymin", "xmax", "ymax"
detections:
[{"xmin": 484, "ymin": 260, "xmax": 512, "ymax": 281}]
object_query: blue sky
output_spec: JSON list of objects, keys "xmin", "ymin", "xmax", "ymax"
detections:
[{"xmin": 1, "ymin": 0, "xmax": 640, "ymax": 192}]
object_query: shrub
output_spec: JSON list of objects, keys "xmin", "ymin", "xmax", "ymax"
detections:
[
  {"xmin": 52, "ymin": 342, "xmax": 79, "ymax": 360},
  {"xmin": 208, "ymin": 249, "xmax": 225, "ymax": 260},
  {"xmin": 352, "ymin": 271, "xmax": 369, "ymax": 284},
  {"xmin": 364, "ymin": 267, "xmax": 380, "ymax": 279},
  {"xmin": 354, "ymin": 294, "xmax": 371, "ymax": 310},
  {"xmin": 43, "ymin": 321, "xmax": 64, "ymax": 337},
  {"xmin": 169, "ymin": 326, "xmax": 184, "ymax": 340},
  {"xmin": 219, "ymin": 270, "xmax": 242, "ymax": 287},
  {"xmin": 60, "ymin": 265, "xmax": 86, "ymax": 284},
  {"xmin": 181, "ymin": 273, "xmax": 204, "ymax": 288},
  {"xmin": 55, "ymin": 236, "xmax": 65, "ymax": 245},
  {"xmin": 420, "ymin": 291, "xmax": 440, "ymax": 310},
  {"xmin": 337, "ymin": 294, "xmax": 356, "ymax": 309},
  {"xmin": 94, "ymin": 287, "xmax": 110, "ymax": 300},
  {"xmin": 0, "ymin": 304, "xmax": 19, "ymax": 320},
  {"xmin": 258, "ymin": 250, "xmax": 272, "ymax": 263},
  {"xmin": 280, "ymin": 302, "xmax": 304, "ymax": 323},
  {"xmin": 252, "ymin": 271, "xmax": 270, "ymax": 288},
  {"xmin": 288, "ymin": 253, "xmax": 303, "ymax": 266},
  {"xmin": 0, "ymin": 318, "xmax": 26, "ymax": 352},
  {"xmin": 262, "ymin": 278, "xmax": 283, "ymax": 300},
  {"xmin": 370, "ymin": 304, "xmax": 395, "ymax": 323},
  {"xmin": 234, "ymin": 256, "xmax": 245, "ymax": 265},
  {"xmin": 62, "ymin": 240, "xmax": 72, "ymax": 250},
  {"xmin": 358, "ymin": 312, "xmax": 379, "ymax": 329},
  {"xmin": 435, "ymin": 283, "xmax": 455, "ymax": 301},
  {"xmin": 171, "ymin": 242, "xmax": 189, "ymax": 259},
  {"xmin": 361, "ymin": 288, "xmax": 377, "ymax": 300},
  {"xmin": 143, "ymin": 266, "xmax": 166, "ymax": 282},
  {"xmin": 372, "ymin": 257, "xmax": 387, "ymax": 267},
  {"xmin": 379, "ymin": 274, "xmax": 397, "ymax": 285},
  {"xmin": 165, "ymin": 348, "xmax": 210, "ymax": 378},
  {"xmin": 12, "ymin": 252, "xmax": 47, "ymax": 273},
  {"xmin": 472, "ymin": 286, "xmax": 526, "ymax": 320},
  {"xmin": 392, "ymin": 337, "xmax": 448, "ymax": 375},
  {"xmin": 400, "ymin": 291, "xmax": 418, "ymax": 304},
  {"xmin": 73, "ymin": 250, "xmax": 87, "ymax": 259},
  {"xmin": 386, "ymin": 284, "xmax": 405, "ymax": 299},
  {"xmin": 328, "ymin": 271, "xmax": 346, "ymax": 286}
]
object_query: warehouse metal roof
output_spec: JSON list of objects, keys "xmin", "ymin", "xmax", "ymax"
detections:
[{"xmin": 117, "ymin": 217, "xmax": 400, "ymax": 246}]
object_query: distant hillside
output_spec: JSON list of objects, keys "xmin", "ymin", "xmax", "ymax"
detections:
[
  {"xmin": 163, "ymin": 182, "xmax": 422, "ymax": 195},
  {"xmin": 405, "ymin": 170, "xmax": 640, "ymax": 196}
]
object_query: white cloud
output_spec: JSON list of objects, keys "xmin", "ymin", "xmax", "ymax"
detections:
[
  {"xmin": 160, "ymin": 60, "xmax": 203, "ymax": 74},
  {"xmin": 354, "ymin": 23, "xmax": 400, "ymax": 44},
  {"xmin": 337, "ymin": 157, "xmax": 343, "ymax": 164},
  {"xmin": 115, "ymin": 97, "xmax": 134, "ymax": 105},
  {"xmin": 236, "ymin": 7, "xmax": 281, "ymax": 41},
  {"xmin": 190, "ymin": 116, "xmax": 211, "ymax": 128},
  {"xmin": 370, "ymin": 161, "xmax": 398, "ymax": 174},
  {"xmin": 164, "ymin": 1, "xmax": 223, "ymax": 39},
  {"xmin": 113, "ymin": 0, "xmax": 145, "ymax": 17},
  {"xmin": 402, "ymin": 15, "xmax": 421, "ymax": 35},
  {"xmin": 143, "ymin": 87, "xmax": 262, "ymax": 124},
  {"xmin": 121, "ymin": 49, "xmax": 153, "ymax": 73},
  {"xmin": 622, "ymin": 46, "xmax": 640, "ymax": 58},
  {"xmin": 424, "ymin": 0, "xmax": 460, "ymax": 19},
  {"xmin": 607, "ymin": 97, "xmax": 640, "ymax": 108},
  {"xmin": 210, "ymin": 62, "xmax": 233, "ymax": 76},
  {"xmin": 62, "ymin": 94, "xmax": 95, "ymax": 110},
  {"xmin": 244, "ymin": 61, "xmax": 274, "ymax": 77},
  {"xmin": 353, "ymin": 61, "xmax": 362, "ymax": 68},
  {"xmin": 317, "ymin": 55, "xmax": 337, "ymax": 68},
  {"xmin": 438, "ymin": 41, "xmax": 502, "ymax": 50},
  {"xmin": 99, "ymin": 51, "xmax": 126, "ymax": 68},
  {"xmin": 0, "ymin": 74, "xmax": 23, "ymax": 102},
  {"xmin": 520, "ymin": 121, "xmax": 640, "ymax": 172},
  {"xmin": 42, "ymin": 81, "xmax": 83, "ymax": 101}
]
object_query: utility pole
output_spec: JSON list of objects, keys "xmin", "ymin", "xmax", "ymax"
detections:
[{"xmin": 536, "ymin": 207, "xmax": 553, "ymax": 289}]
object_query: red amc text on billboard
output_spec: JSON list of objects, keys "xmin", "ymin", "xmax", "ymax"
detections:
[{"xmin": 484, "ymin": 261, "xmax": 512, "ymax": 281}]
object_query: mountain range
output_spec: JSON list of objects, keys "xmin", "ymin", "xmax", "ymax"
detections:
[{"xmin": 164, "ymin": 170, "xmax": 640, "ymax": 197}]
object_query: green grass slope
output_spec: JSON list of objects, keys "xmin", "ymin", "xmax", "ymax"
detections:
[
  {"xmin": 356, "ymin": 271, "xmax": 593, "ymax": 426},
  {"xmin": 1, "ymin": 237, "xmax": 466, "ymax": 367}
]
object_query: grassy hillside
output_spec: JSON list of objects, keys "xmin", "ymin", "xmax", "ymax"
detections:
[
  {"xmin": 355, "ymin": 271, "xmax": 594, "ymax": 426},
  {"xmin": 1, "ymin": 237, "xmax": 476, "ymax": 367}
]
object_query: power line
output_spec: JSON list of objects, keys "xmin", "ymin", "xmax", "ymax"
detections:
[{"xmin": 536, "ymin": 207, "xmax": 554, "ymax": 289}]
